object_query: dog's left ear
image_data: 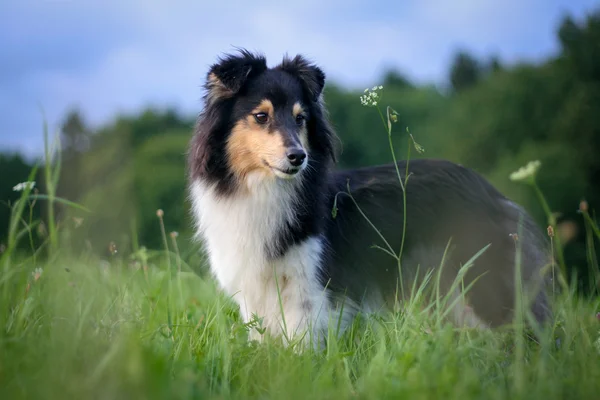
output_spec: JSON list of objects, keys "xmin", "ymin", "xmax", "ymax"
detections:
[
  {"xmin": 277, "ymin": 54, "xmax": 326, "ymax": 102},
  {"xmin": 205, "ymin": 49, "xmax": 267, "ymax": 103}
]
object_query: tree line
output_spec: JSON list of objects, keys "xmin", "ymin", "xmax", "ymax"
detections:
[{"xmin": 1, "ymin": 10, "xmax": 599, "ymax": 293}]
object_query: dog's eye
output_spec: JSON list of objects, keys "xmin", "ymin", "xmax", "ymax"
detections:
[
  {"xmin": 254, "ymin": 113, "xmax": 269, "ymax": 124},
  {"xmin": 295, "ymin": 114, "xmax": 305, "ymax": 125}
]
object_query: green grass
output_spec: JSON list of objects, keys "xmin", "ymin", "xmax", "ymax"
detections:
[
  {"xmin": 2, "ymin": 94, "xmax": 600, "ymax": 399},
  {"xmin": 1, "ymin": 247, "xmax": 600, "ymax": 399}
]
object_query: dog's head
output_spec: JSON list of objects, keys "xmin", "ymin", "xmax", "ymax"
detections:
[{"xmin": 189, "ymin": 49, "xmax": 336, "ymax": 194}]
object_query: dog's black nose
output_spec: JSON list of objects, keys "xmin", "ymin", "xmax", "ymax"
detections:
[{"xmin": 286, "ymin": 148, "xmax": 306, "ymax": 167}]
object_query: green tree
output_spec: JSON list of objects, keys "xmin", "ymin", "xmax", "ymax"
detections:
[
  {"xmin": 449, "ymin": 50, "xmax": 481, "ymax": 93},
  {"xmin": 382, "ymin": 69, "xmax": 414, "ymax": 90}
]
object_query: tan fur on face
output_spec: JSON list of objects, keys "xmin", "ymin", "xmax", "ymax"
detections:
[
  {"xmin": 255, "ymin": 99, "xmax": 275, "ymax": 116},
  {"xmin": 292, "ymin": 102, "xmax": 305, "ymax": 117},
  {"xmin": 226, "ymin": 99, "xmax": 286, "ymax": 181}
]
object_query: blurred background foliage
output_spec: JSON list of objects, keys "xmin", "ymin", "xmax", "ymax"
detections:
[{"xmin": 1, "ymin": 10, "xmax": 599, "ymax": 293}]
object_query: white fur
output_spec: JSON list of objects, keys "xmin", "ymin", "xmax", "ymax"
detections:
[
  {"xmin": 446, "ymin": 288, "xmax": 490, "ymax": 329},
  {"xmin": 189, "ymin": 174, "xmax": 337, "ymax": 348}
]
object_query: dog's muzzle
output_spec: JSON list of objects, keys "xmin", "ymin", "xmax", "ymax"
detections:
[{"xmin": 286, "ymin": 147, "xmax": 306, "ymax": 167}]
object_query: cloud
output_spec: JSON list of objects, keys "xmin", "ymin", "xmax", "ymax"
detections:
[{"xmin": 0, "ymin": 0, "xmax": 597, "ymax": 159}]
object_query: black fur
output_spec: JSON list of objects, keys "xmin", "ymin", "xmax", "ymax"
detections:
[
  {"xmin": 277, "ymin": 54, "xmax": 326, "ymax": 102},
  {"xmin": 188, "ymin": 50, "xmax": 335, "ymax": 197},
  {"xmin": 208, "ymin": 49, "xmax": 268, "ymax": 95},
  {"xmin": 321, "ymin": 161, "xmax": 552, "ymax": 325},
  {"xmin": 188, "ymin": 50, "xmax": 553, "ymax": 328}
]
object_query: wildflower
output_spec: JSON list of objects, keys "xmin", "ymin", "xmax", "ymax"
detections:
[
  {"xmin": 32, "ymin": 267, "xmax": 43, "ymax": 282},
  {"xmin": 359, "ymin": 85, "xmax": 383, "ymax": 107},
  {"xmin": 579, "ymin": 200, "xmax": 589, "ymax": 213},
  {"xmin": 547, "ymin": 225, "xmax": 554, "ymax": 237},
  {"xmin": 170, "ymin": 231, "xmax": 179, "ymax": 239},
  {"xmin": 509, "ymin": 160, "xmax": 541, "ymax": 183},
  {"xmin": 13, "ymin": 181, "xmax": 36, "ymax": 192},
  {"xmin": 156, "ymin": 209, "xmax": 164, "ymax": 218},
  {"xmin": 410, "ymin": 134, "xmax": 425, "ymax": 154},
  {"xmin": 108, "ymin": 241, "xmax": 118, "ymax": 255}
]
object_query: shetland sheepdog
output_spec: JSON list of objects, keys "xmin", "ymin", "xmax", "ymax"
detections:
[{"xmin": 187, "ymin": 49, "xmax": 552, "ymax": 349}]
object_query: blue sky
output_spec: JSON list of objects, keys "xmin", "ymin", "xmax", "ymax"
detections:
[{"xmin": 1, "ymin": 0, "xmax": 598, "ymax": 159}]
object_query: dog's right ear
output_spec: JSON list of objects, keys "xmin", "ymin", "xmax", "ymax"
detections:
[
  {"xmin": 277, "ymin": 54, "xmax": 326, "ymax": 103},
  {"xmin": 205, "ymin": 49, "xmax": 267, "ymax": 102}
]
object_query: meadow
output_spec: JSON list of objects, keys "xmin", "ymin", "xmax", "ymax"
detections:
[
  {"xmin": 1, "ymin": 103, "xmax": 600, "ymax": 400},
  {"xmin": 2, "ymin": 14, "xmax": 600, "ymax": 396}
]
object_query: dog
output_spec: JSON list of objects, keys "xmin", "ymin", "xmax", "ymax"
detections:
[{"xmin": 187, "ymin": 49, "xmax": 553, "ymax": 349}]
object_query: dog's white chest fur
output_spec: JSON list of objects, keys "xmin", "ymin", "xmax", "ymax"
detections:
[{"xmin": 190, "ymin": 178, "xmax": 333, "ymax": 346}]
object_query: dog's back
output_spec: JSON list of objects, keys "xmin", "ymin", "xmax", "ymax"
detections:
[{"xmin": 322, "ymin": 159, "xmax": 552, "ymax": 327}]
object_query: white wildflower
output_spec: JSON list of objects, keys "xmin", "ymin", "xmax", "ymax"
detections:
[
  {"xmin": 359, "ymin": 85, "xmax": 384, "ymax": 107},
  {"xmin": 509, "ymin": 160, "xmax": 541, "ymax": 183},
  {"xmin": 13, "ymin": 181, "xmax": 36, "ymax": 192}
]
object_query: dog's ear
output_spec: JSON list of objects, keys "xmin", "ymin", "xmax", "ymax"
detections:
[
  {"xmin": 277, "ymin": 54, "xmax": 326, "ymax": 102},
  {"xmin": 205, "ymin": 49, "xmax": 267, "ymax": 102}
]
